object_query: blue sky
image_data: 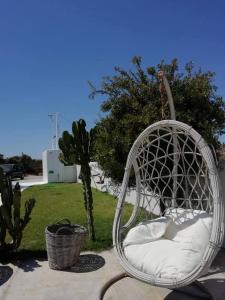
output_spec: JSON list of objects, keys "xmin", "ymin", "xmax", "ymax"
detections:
[{"xmin": 0, "ymin": 0, "xmax": 225, "ymax": 158}]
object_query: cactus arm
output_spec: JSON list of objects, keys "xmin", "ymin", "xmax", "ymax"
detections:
[
  {"xmin": 0, "ymin": 213, "xmax": 6, "ymax": 247},
  {"xmin": 6, "ymin": 176, "xmax": 13, "ymax": 206},
  {"xmin": 83, "ymin": 164, "xmax": 95, "ymax": 241},
  {"xmin": 0, "ymin": 205, "xmax": 14, "ymax": 232},
  {"xmin": 0, "ymin": 174, "xmax": 13, "ymax": 220},
  {"xmin": 21, "ymin": 198, "xmax": 36, "ymax": 229},
  {"xmin": 0, "ymin": 167, "xmax": 35, "ymax": 253},
  {"xmin": 13, "ymin": 183, "xmax": 21, "ymax": 226},
  {"xmin": 59, "ymin": 131, "xmax": 81, "ymax": 165}
]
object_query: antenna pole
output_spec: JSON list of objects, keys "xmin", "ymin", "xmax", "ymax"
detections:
[
  {"xmin": 55, "ymin": 112, "xmax": 59, "ymax": 150},
  {"xmin": 48, "ymin": 112, "xmax": 60, "ymax": 150}
]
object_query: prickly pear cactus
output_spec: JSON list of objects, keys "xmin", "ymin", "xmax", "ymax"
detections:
[
  {"xmin": 59, "ymin": 119, "xmax": 95, "ymax": 241},
  {"xmin": 0, "ymin": 167, "xmax": 36, "ymax": 254}
]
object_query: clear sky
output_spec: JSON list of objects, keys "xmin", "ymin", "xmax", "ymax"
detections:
[{"xmin": 1, "ymin": 0, "xmax": 225, "ymax": 158}]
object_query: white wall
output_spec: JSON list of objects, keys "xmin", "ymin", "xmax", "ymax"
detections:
[
  {"xmin": 42, "ymin": 150, "xmax": 48, "ymax": 182},
  {"xmin": 42, "ymin": 150, "xmax": 77, "ymax": 183},
  {"xmin": 61, "ymin": 166, "xmax": 77, "ymax": 183}
]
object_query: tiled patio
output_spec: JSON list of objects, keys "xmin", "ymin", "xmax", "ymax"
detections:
[{"xmin": 0, "ymin": 249, "xmax": 225, "ymax": 300}]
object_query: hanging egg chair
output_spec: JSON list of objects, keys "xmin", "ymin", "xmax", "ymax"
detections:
[{"xmin": 99, "ymin": 74, "xmax": 224, "ymax": 300}]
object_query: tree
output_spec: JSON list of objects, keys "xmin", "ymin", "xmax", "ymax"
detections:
[
  {"xmin": 0, "ymin": 154, "xmax": 4, "ymax": 164},
  {"xmin": 20, "ymin": 153, "xmax": 33, "ymax": 171},
  {"xmin": 90, "ymin": 57, "xmax": 225, "ymax": 183},
  {"xmin": 2, "ymin": 153, "xmax": 42, "ymax": 175},
  {"xmin": 58, "ymin": 119, "xmax": 96, "ymax": 241}
]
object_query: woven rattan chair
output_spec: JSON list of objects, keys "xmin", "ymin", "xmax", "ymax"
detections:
[
  {"xmin": 99, "ymin": 119, "xmax": 224, "ymax": 299},
  {"xmin": 99, "ymin": 74, "xmax": 224, "ymax": 299}
]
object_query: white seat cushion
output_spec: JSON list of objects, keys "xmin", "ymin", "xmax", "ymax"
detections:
[
  {"xmin": 123, "ymin": 209, "xmax": 212, "ymax": 279},
  {"xmin": 124, "ymin": 238, "xmax": 203, "ymax": 279},
  {"xmin": 123, "ymin": 217, "xmax": 171, "ymax": 247},
  {"xmin": 164, "ymin": 208, "xmax": 212, "ymax": 252}
]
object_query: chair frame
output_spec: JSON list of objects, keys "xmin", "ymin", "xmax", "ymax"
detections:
[{"xmin": 113, "ymin": 119, "xmax": 224, "ymax": 289}]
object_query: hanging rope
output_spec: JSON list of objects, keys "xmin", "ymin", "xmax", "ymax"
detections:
[
  {"xmin": 158, "ymin": 71, "xmax": 168, "ymax": 119},
  {"xmin": 158, "ymin": 71, "xmax": 178, "ymax": 206},
  {"xmin": 157, "ymin": 71, "xmax": 176, "ymax": 121}
]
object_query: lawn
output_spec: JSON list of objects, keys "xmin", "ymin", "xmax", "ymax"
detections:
[{"xmin": 20, "ymin": 183, "xmax": 132, "ymax": 253}]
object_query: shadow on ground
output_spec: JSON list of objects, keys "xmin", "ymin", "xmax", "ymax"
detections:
[
  {"xmin": 0, "ymin": 250, "xmax": 47, "ymax": 263},
  {"xmin": 68, "ymin": 254, "xmax": 105, "ymax": 273},
  {"xmin": 0, "ymin": 250, "xmax": 46, "ymax": 272},
  {"xmin": 164, "ymin": 278, "xmax": 225, "ymax": 300},
  {"xmin": 206, "ymin": 249, "xmax": 225, "ymax": 275},
  {"xmin": 0, "ymin": 266, "xmax": 13, "ymax": 287},
  {"xmin": 14, "ymin": 259, "xmax": 43, "ymax": 272},
  {"xmin": 201, "ymin": 278, "xmax": 225, "ymax": 300}
]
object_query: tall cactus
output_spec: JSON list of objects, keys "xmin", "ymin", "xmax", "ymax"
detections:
[
  {"xmin": 58, "ymin": 119, "xmax": 96, "ymax": 241},
  {"xmin": 0, "ymin": 168, "xmax": 35, "ymax": 254}
]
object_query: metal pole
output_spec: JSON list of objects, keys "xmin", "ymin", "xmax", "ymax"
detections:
[
  {"xmin": 48, "ymin": 112, "xmax": 60, "ymax": 150},
  {"xmin": 48, "ymin": 114, "xmax": 55, "ymax": 150},
  {"xmin": 55, "ymin": 112, "xmax": 59, "ymax": 150},
  {"xmin": 158, "ymin": 71, "xmax": 178, "ymax": 207},
  {"xmin": 162, "ymin": 75, "xmax": 176, "ymax": 120}
]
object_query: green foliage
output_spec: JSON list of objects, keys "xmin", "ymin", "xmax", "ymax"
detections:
[
  {"xmin": 58, "ymin": 119, "xmax": 96, "ymax": 241},
  {"xmin": 0, "ymin": 154, "xmax": 4, "ymax": 164},
  {"xmin": 0, "ymin": 168, "xmax": 35, "ymax": 254},
  {"xmin": 90, "ymin": 57, "xmax": 225, "ymax": 183}
]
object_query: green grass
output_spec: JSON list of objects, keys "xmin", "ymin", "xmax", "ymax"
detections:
[{"xmin": 20, "ymin": 183, "xmax": 132, "ymax": 253}]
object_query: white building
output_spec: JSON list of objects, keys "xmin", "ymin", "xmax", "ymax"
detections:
[{"xmin": 42, "ymin": 150, "xmax": 77, "ymax": 183}]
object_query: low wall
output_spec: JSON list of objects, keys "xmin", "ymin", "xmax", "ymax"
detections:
[{"xmin": 89, "ymin": 161, "xmax": 225, "ymax": 248}]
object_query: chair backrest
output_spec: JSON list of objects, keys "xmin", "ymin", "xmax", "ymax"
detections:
[
  {"xmin": 136, "ymin": 120, "xmax": 213, "ymax": 217},
  {"xmin": 113, "ymin": 120, "xmax": 224, "ymax": 287}
]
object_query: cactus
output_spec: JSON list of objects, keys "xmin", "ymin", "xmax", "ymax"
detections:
[
  {"xmin": 0, "ymin": 168, "xmax": 36, "ymax": 254},
  {"xmin": 59, "ymin": 119, "xmax": 96, "ymax": 241}
]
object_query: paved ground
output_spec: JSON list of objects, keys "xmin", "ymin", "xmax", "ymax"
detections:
[
  {"xmin": 11, "ymin": 175, "xmax": 46, "ymax": 191},
  {"xmin": 0, "ymin": 249, "xmax": 225, "ymax": 300}
]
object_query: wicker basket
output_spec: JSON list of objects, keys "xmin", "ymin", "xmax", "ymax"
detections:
[{"xmin": 45, "ymin": 220, "xmax": 87, "ymax": 270}]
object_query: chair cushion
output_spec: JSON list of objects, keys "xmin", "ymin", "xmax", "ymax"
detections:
[
  {"xmin": 124, "ymin": 238, "xmax": 203, "ymax": 279},
  {"xmin": 164, "ymin": 208, "xmax": 212, "ymax": 252},
  {"xmin": 123, "ymin": 217, "xmax": 171, "ymax": 247},
  {"xmin": 123, "ymin": 209, "xmax": 212, "ymax": 279}
]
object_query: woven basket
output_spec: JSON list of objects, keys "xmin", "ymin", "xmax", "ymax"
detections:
[{"xmin": 45, "ymin": 220, "xmax": 87, "ymax": 270}]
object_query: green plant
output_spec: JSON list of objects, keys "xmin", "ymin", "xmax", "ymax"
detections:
[
  {"xmin": 58, "ymin": 119, "xmax": 96, "ymax": 241},
  {"xmin": 90, "ymin": 56, "xmax": 225, "ymax": 183},
  {"xmin": 0, "ymin": 168, "xmax": 35, "ymax": 254}
]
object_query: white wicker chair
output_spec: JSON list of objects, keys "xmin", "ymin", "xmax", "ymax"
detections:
[{"xmin": 99, "ymin": 119, "xmax": 224, "ymax": 299}]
